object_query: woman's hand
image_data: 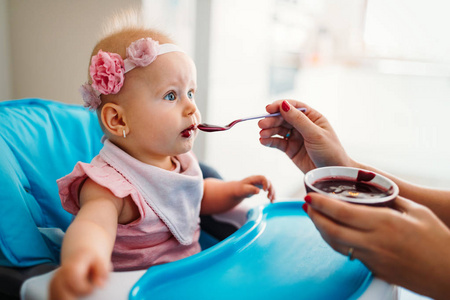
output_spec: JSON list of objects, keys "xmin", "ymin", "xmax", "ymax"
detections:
[
  {"xmin": 304, "ymin": 193, "xmax": 450, "ymax": 300},
  {"xmin": 258, "ymin": 99, "xmax": 355, "ymax": 174}
]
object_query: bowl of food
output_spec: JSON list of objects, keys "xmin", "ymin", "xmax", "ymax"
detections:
[{"xmin": 304, "ymin": 166, "xmax": 398, "ymax": 207}]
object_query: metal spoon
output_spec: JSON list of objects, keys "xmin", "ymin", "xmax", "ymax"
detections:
[{"xmin": 197, "ymin": 107, "xmax": 306, "ymax": 132}]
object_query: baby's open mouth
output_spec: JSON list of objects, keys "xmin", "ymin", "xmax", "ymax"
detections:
[{"xmin": 181, "ymin": 125, "xmax": 196, "ymax": 138}]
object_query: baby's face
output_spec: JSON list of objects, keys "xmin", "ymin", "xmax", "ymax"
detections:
[{"xmin": 118, "ymin": 52, "xmax": 201, "ymax": 166}]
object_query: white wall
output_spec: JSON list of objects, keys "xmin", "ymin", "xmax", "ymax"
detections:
[
  {"xmin": 0, "ymin": 0, "xmax": 12, "ymax": 100},
  {"xmin": 5, "ymin": 0, "xmax": 141, "ymax": 103}
]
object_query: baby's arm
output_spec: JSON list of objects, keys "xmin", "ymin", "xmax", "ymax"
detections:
[
  {"xmin": 50, "ymin": 178, "xmax": 126, "ymax": 300},
  {"xmin": 201, "ymin": 175, "xmax": 275, "ymax": 215}
]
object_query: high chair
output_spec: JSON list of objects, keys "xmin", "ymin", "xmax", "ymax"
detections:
[{"xmin": 0, "ymin": 99, "xmax": 397, "ymax": 300}]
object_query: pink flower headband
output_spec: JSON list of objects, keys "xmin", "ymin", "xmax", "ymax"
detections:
[{"xmin": 80, "ymin": 37, "xmax": 184, "ymax": 110}]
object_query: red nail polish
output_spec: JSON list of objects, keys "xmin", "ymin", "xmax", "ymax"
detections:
[
  {"xmin": 281, "ymin": 100, "xmax": 290, "ymax": 112},
  {"xmin": 304, "ymin": 195, "xmax": 312, "ymax": 204},
  {"xmin": 302, "ymin": 203, "xmax": 308, "ymax": 213}
]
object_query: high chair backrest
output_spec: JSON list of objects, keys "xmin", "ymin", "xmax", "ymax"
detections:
[{"xmin": 0, "ymin": 99, "xmax": 103, "ymax": 267}]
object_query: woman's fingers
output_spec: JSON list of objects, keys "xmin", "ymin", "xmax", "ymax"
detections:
[
  {"xmin": 277, "ymin": 100, "xmax": 324, "ymax": 141},
  {"xmin": 259, "ymin": 135, "xmax": 288, "ymax": 152},
  {"xmin": 259, "ymin": 118, "xmax": 306, "ymax": 154},
  {"xmin": 259, "ymin": 126, "xmax": 293, "ymax": 139},
  {"xmin": 304, "ymin": 202, "xmax": 377, "ymax": 263},
  {"xmin": 392, "ymin": 195, "xmax": 417, "ymax": 213},
  {"xmin": 265, "ymin": 99, "xmax": 310, "ymax": 114},
  {"xmin": 306, "ymin": 192, "xmax": 402, "ymax": 231},
  {"xmin": 259, "ymin": 99, "xmax": 310, "ymax": 130},
  {"xmin": 305, "ymin": 193, "xmax": 401, "ymax": 261},
  {"xmin": 258, "ymin": 114, "xmax": 285, "ymax": 130},
  {"xmin": 259, "ymin": 100, "xmax": 326, "ymax": 152}
]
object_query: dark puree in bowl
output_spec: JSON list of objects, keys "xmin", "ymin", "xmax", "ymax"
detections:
[{"xmin": 313, "ymin": 177, "xmax": 391, "ymax": 199}]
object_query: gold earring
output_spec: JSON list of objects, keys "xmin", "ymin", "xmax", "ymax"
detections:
[{"xmin": 123, "ymin": 129, "xmax": 126, "ymax": 138}]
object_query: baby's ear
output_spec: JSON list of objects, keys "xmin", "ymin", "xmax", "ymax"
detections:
[{"xmin": 101, "ymin": 103, "xmax": 128, "ymax": 138}]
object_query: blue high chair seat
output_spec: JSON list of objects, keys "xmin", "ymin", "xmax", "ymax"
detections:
[{"xmin": 0, "ymin": 99, "xmax": 103, "ymax": 268}]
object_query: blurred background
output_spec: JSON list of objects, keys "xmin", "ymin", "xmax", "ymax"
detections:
[{"xmin": 1, "ymin": 0, "xmax": 450, "ymax": 203}]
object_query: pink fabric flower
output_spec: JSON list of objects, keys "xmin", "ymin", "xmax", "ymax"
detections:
[
  {"xmin": 80, "ymin": 38, "xmax": 183, "ymax": 108},
  {"xmin": 79, "ymin": 83, "xmax": 101, "ymax": 110},
  {"xmin": 89, "ymin": 50, "xmax": 125, "ymax": 95},
  {"xmin": 126, "ymin": 38, "xmax": 159, "ymax": 68}
]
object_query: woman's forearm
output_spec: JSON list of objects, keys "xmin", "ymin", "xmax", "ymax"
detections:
[{"xmin": 354, "ymin": 160, "xmax": 450, "ymax": 226}]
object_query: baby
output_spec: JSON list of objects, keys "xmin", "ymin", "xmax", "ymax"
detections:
[{"xmin": 49, "ymin": 20, "xmax": 275, "ymax": 299}]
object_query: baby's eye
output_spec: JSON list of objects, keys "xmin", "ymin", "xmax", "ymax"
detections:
[
  {"xmin": 164, "ymin": 92, "xmax": 176, "ymax": 101},
  {"xmin": 187, "ymin": 91, "xmax": 194, "ymax": 99}
]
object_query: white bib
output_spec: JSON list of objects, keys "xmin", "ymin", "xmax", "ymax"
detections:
[{"xmin": 100, "ymin": 139, "xmax": 203, "ymax": 245}]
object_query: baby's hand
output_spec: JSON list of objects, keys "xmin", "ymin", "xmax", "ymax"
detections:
[
  {"xmin": 49, "ymin": 251, "xmax": 111, "ymax": 300},
  {"xmin": 235, "ymin": 175, "xmax": 276, "ymax": 202}
]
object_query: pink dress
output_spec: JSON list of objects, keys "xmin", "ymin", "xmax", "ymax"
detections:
[{"xmin": 57, "ymin": 140, "xmax": 203, "ymax": 271}]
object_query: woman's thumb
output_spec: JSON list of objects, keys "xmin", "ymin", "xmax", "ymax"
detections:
[{"xmin": 280, "ymin": 100, "xmax": 315, "ymax": 138}]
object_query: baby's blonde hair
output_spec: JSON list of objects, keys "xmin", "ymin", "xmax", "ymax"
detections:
[{"xmin": 87, "ymin": 9, "xmax": 174, "ymax": 83}]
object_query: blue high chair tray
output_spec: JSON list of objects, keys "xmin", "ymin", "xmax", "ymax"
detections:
[{"xmin": 130, "ymin": 202, "xmax": 372, "ymax": 299}]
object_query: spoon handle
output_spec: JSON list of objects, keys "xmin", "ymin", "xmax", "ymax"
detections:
[{"xmin": 240, "ymin": 107, "xmax": 307, "ymax": 122}]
